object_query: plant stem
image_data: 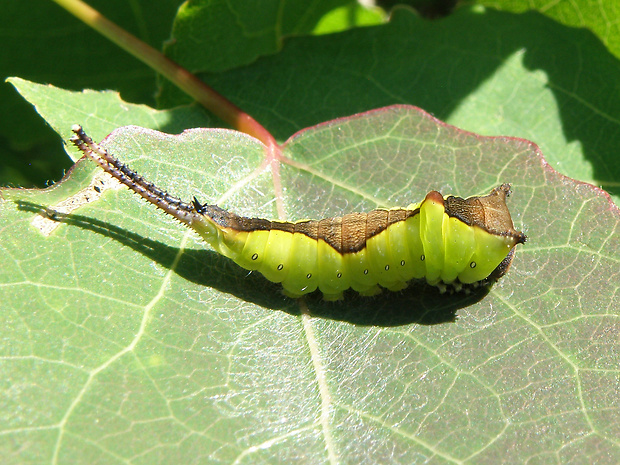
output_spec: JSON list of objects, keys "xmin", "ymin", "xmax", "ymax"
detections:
[{"xmin": 49, "ymin": 0, "xmax": 276, "ymax": 149}]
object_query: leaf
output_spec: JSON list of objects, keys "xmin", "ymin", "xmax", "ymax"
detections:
[
  {"xmin": 0, "ymin": 0, "xmax": 181, "ymax": 147},
  {"xmin": 165, "ymin": 0, "xmax": 384, "ymax": 72},
  {"xmin": 0, "ymin": 0, "xmax": 183, "ymax": 187},
  {"xmin": 3, "ymin": 0, "xmax": 620, "ymax": 462},
  {"xmin": 7, "ymin": 77, "xmax": 213, "ymax": 163},
  {"xmin": 176, "ymin": 6, "xmax": 620, "ymax": 203},
  {"xmin": 159, "ymin": 0, "xmax": 386, "ymax": 106},
  {"xmin": 5, "ymin": 3, "xmax": 619, "ymax": 202},
  {"xmin": 474, "ymin": 0, "xmax": 620, "ymax": 61},
  {"xmin": 204, "ymin": 6, "xmax": 620, "ymax": 203},
  {"xmin": 2, "ymin": 104, "xmax": 618, "ymax": 463},
  {"xmin": 1, "ymin": 0, "xmax": 383, "ymax": 187}
]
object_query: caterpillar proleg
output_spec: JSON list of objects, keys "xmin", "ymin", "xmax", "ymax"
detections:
[{"xmin": 70, "ymin": 125, "xmax": 526, "ymax": 300}]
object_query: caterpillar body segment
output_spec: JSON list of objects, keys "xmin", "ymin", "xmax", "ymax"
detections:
[
  {"xmin": 419, "ymin": 191, "xmax": 445, "ymax": 285},
  {"xmin": 70, "ymin": 125, "xmax": 526, "ymax": 301}
]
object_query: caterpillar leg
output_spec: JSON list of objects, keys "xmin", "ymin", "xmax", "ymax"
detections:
[
  {"xmin": 282, "ymin": 289, "xmax": 305, "ymax": 299},
  {"xmin": 282, "ymin": 289, "xmax": 345, "ymax": 301},
  {"xmin": 357, "ymin": 285, "xmax": 382, "ymax": 297},
  {"xmin": 385, "ymin": 281, "xmax": 408, "ymax": 292},
  {"xmin": 434, "ymin": 282, "xmax": 448, "ymax": 294},
  {"xmin": 323, "ymin": 291, "xmax": 344, "ymax": 301}
]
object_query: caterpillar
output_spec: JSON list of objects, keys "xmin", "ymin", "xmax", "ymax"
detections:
[{"xmin": 69, "ymin": 125, "xmax": 526, "ymax": 300}]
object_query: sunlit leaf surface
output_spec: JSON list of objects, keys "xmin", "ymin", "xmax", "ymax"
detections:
[{"xmin": 1, "ymin": 102, "xmax": 618, "ymax": 464}]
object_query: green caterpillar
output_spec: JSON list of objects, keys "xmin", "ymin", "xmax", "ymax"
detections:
[{"xmin": 70, "ymin": 125, "xmax": 526, "ymax": 300}]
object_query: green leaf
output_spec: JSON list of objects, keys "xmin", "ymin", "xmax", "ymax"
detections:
[
  {"xmin": 180, "ymin": 6, "xmax": 620, "ymax": 203},
  {"xmin": 0, "ymin": 0, "xmax": 182, "ymax": 140},
  {"xmin": 312, "ymin": 2, "xmax": 386, "ymax": 35},
  {"xmin": 473, "ymin": 0, "xmax": 620, "ymax": 61},
  {"xmin": 164, "ymin": 0, "xmax": 384, "ymax": 74},
  {"xmin": 2, "ymin": 1, "xmax": 620, "ymax": 462},
  {"xmin": 0, "ymin": 0, "xmax": 182, "ymax": 186},
  {"xmin": 2, "ymin": 104, "xmax": 618, "ymax": 463},
  {"xmin": 7, "ymin": 77, "xmax": 213, "ymax": 163},
  {"xmin": 159, "ymin": 0, "xmax": 386, "ymax": 106}
]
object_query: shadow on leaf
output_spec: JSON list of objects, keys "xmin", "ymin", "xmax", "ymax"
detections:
[{"xmin": 17, "ymin": 201, "xmax": 489, "ymax": 327}]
